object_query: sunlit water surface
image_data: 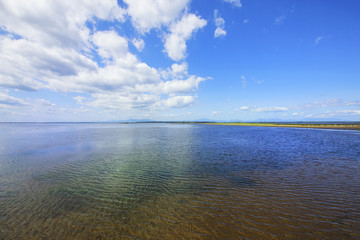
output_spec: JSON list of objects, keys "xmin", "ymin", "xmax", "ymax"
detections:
[{"xmin": 0, "ymin": 123, "xmax": 359, "ymax": 239}]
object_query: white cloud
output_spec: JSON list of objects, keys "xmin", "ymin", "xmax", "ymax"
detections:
[
  {"xmin": 237, "ymin": 99, "xmax": 360, "ymax": 119},
  {"xmin": 162, "ymin": 95, "xmax": 195, "ymax": 108},
  {"xmin": 302, "ymin": 99, "xmax": 360, "ymax": 108},
  {"xmin": 0, "ymin": 0, "xmax": 125, "ymax": 50},
  {"xmin": 160, "ymin": 76, "xmax": 205, "ymax": 94},
  {"xmin": 0, "ymin": 90, "xmax": 57, "ymax": 118},
  {"xmin": 88, "ymin": 92, "xmax": 161, "ymax": 110},
  {"xmin": 240, "ymin": 106, "xmax": 250, "ymax": 110},
  {"xmin": 304, "ymin": 109, "xmax": 360, "ymax": 119},
  {"xmin": 315, "ymin": 36, "xmax": 323, "ymax": 45},
  {"xmin": 253, "ymin": 78, "xmax": 264, "ymax": 84},
  {"xmin": 132, "ymin": 38, "xmax": 145, "ymax": 52},
  {"xmin": 0, "ymin": 0, "xmax": 207, "ymax": 114},
  {"xmin": 92, "ymin": 31, "xmax": 129, "ymax": 59},
  {"xmin": 170, "ymin": 62, "xmax": 188, "ymax": 77},
  {"xmin": 124, "ymin": 0, "xmax": 190, "ymax": 33},
  {"xmin": 252, "ymin": 107, "xmax": 289, "ymax": 112},
  {"xmin": 0, "ymin": 90, "xmax": 27, "ymax": 106},
  {"xmin": 0, "ymin": 0, "xmax": 123, "ymax": 91},
  {"xmin": 243, "ymin": 19, "xmax": 249, "ymax": 24},
  {"xmin": 51, "ymin": 58, "xmax": 205, "ymax": 110},
  {"xmin": 214, "ymin": 10, "xmax": 226, "ymax": 38},
  {"xmin": 345, "ymin": 101, "xmax": 360, "ymax": 106},
  {"xmin": 223, "ymin": 0, "xmax": 242, "ymax": 7},
  {"xmin": 211, "ymin": 111, "xmax": 220, "ymax": 116},
  {"xmin": 214, "ymin": 28, "xmax": 227, "ymax": 38},
  {"xmin": 164, "ymin": 13, "xmax": 207, "ymax": 61},
  {"xmin": 275, "ymin": 15, "xmax": 286, "ymax": 25},
  {"xmin": 236, "ymin": 99, "xmax": 360, "ymax": 120},
  {"xmin": 0, "ymin": 37, "xmax": 97, "ymax": 91},
  {"xmin": 161, "ymin": 62, "xmax": 188, "ymax": 79},
  {"xmin": 240, "ymin": 106, "xmax": 289, "ymax": 112},
  {"xmin": 73, "ymin": 96, "xmax": 85, "ymax": 104},
  {"xmin": 337, "ymin": 110, "xmax": 360, "ymax": 115},
  {"xmin": 241, "ymin": 75, "xmax": 247, "ymax": 88}
]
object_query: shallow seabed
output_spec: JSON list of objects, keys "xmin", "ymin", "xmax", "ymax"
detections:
[{"xmin": 0, "ymin": 123, "xmax": 359, "ymax": 239}]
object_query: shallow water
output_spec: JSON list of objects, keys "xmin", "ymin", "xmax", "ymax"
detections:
[{"xmin": 0, "ymin": 123, "xmax": 359, "ymax": 239}]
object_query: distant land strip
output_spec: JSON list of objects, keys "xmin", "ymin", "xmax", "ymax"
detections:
[{"xmin": 204, "ymin": 122, "xmax": 360, "ymax": 130}]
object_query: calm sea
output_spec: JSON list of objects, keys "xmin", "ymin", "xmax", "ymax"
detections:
[{"xmin": 0, "ymin": 123, "xmax": 359, "ymax": 239}]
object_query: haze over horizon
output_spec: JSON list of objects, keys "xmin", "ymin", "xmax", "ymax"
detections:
[{"xmin": 0, "ymin": 0, "xmax": 359, "ymax": 122}]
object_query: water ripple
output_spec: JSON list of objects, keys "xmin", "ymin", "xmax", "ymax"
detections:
[{"xmin": 0, "ymin": 123, "xmax": 359, "ymax": 239}]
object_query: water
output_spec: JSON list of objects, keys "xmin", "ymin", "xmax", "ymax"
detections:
[{"xmin": 0, "ymin": 123, "xmax": 359, "ymax": 239}]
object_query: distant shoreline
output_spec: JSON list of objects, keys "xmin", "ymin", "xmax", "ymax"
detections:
[
  {"xmin": 204, "ymin": 122, "xmax": 360, "ymax": 131},
  {"xmin": 1, "ymin": 121, "xmax": 359, "ymax": 130},
  {"xmin": 203, "ymin": 122, "xmax": 360, "ymax": 131}
]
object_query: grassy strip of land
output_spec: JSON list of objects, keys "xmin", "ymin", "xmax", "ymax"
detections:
[{"xmin": 204, "ymin": 122, "xmax": 360, "ymax": 130}]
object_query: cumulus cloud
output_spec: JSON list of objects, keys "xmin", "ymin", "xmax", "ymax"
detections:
[
  {"xmin": 0, "ymin": 0, "xmax": 125, "ymax": 50},
  {"xmin": 164, "ymin": 13, "xmax": 207, "ymax": 61},
  {"xmin": 0, "ymin": 90, "xmax": 27, "ymax": 106},
  {"xmin": 214, "ymin": 28, "xmax": 226, "ymax": 38},
  {"xmin": 0, "ymin": 0, "xmax": 207, "ymax": 114},
  {"xmin": 88, "ymin": 92, "xmax": 160, "ymax": 110},
  {"xmin": 0, "ymin": 90, "xmax": 57, "ymax": 118},
  {"xmin": 162, "ymin": 95, "xmax": 195, "ymax": 108},
  {"xmin": 0, "ymin": 37, "xmax": 97, "ymax": 91},
  {"xmin": 132, "ymin": 38, "xmax": 145, "ymax": 52},
  {"xmin": 124, "ymin": 0, "xmax": 190, "ymax": 33},
  {"xmin": 223, "ymin": 0, "xmax": 242, "ymax": 7},
  {"xmin": 214, "ymin": 10, "xmax": 226, "ymax": 38},
  {"xmin": 0, "ymin": 95, "xmax": 98, "ymax": 122},
  {"xmin": 92, "ymin": 31, "xmax": 129, "ymax": 59},
  {"xmin": 160, "ymin": 76, "xmax": 205, "ymax": 94},
  {"xmin": 170, "ymin": 63, "xmax": 188, "ymax": 78},
  {"xmin": 240, "ymin": 106, "xmax": 289, "ymax": 112},
  {"xmin": 161, "ymin": 62, "xmax": 189, "ymax": 81}
]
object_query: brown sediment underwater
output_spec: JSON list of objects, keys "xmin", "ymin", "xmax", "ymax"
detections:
[{"xmin": 1, "ymin": 123, "xmax": 359, "ymax": 239}]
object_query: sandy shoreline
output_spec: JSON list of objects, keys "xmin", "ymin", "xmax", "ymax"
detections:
[{"xmin": 204, "ymin": 122, "xmax": 360, "ymax": 131}]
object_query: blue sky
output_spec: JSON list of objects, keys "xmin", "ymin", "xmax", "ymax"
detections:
[{"xmin": 0, "ymin": 0, "xmax": 359, "ymax": 122}]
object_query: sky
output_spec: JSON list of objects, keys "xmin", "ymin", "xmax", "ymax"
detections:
[{"xmin": 0, "ymin": 0, "xmax": 360, "ymax": 122}]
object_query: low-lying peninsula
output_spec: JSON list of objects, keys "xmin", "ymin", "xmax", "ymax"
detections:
[{"xmin": 205, "ymin": 122, "xmax": 360, "ymax": 130}]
